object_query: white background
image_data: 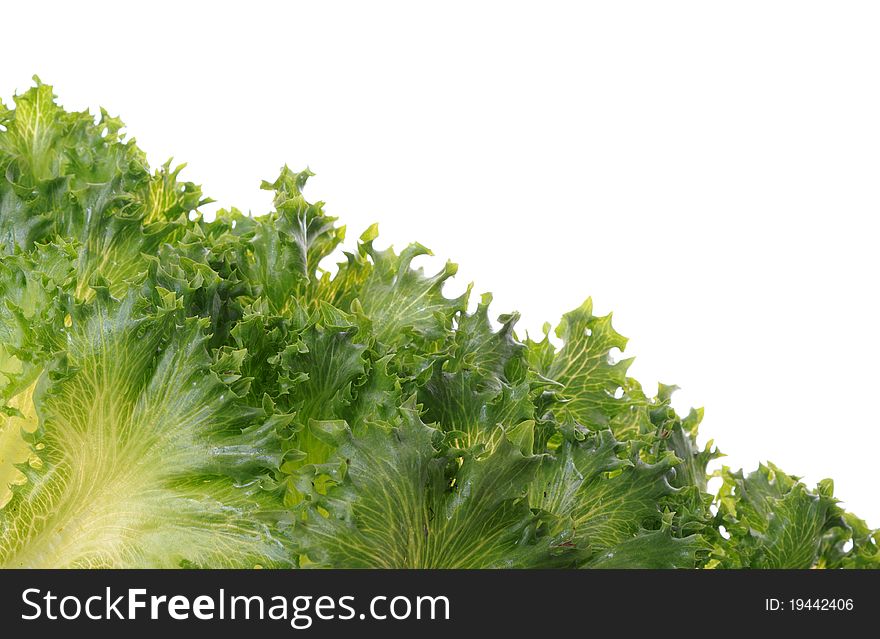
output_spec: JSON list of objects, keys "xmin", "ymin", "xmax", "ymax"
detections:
[{"xmin": 5, "ymin": 1, "xmax": 878, "ymax": 526}]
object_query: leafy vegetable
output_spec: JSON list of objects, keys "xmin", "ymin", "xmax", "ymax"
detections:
[{"xmin": 0, "ymin": 79, "xmax": 876, "ymax": 568}]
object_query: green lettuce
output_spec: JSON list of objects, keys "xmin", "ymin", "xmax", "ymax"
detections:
[{"xmin": 0, "ymin": 79, "xmax": 876, "ymax": 568}]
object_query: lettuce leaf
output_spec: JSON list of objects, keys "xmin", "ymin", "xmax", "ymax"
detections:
[{"xmin": 0, "ymin": 290, "xmax": 295, "ymax": 568}]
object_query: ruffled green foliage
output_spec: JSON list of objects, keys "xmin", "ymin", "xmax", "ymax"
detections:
[{"xmin": 1, "ymin": 79, "xmax": 876, "ymax": 568}]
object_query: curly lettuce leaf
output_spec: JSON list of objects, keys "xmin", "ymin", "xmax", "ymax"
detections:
[
  {"xmin": 295, "ymin": 407, "xmax": 562, "ymax": 568},
  {"xmin": 419, "ymin": 294, "xmax": 533, "ymax": 449},
  {"xmin": 0, "ymin": 291, "xmax": 294, "ymax": 568},
  {"xmin": 0, "ymin": 241, "xmax": 75, "ymax": 399},
  {"xmin": 538, "ymin": 299, "xmax": 636, "ymax": 435},
  {"xmin": 716, "ymin": 463, "xmax": 841, "ymax": 568},
  {"xmin": 528, "ymin": 428, "xmax": 706, "ymax": 567},
  {"xmin": 0, "ymin": 80, "xmax": 207, "ymax": 298},
  {"xmin": 336, "ymin": 226, "xmax": 470, "ymax": 349}
]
